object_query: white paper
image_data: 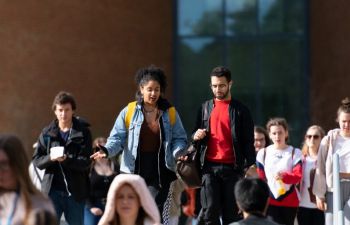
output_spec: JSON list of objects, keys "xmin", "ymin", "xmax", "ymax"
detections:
[{"xmin": 50, "ymin": 146, "xmax": 64, "ymax": 159}]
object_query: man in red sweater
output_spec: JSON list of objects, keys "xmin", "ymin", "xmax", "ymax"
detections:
[{"xmin": 192, "ymin": 66, "xmax": 255, "ymax": 225}]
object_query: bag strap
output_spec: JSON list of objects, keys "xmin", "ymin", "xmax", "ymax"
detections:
[
  {"xmin": 33, "ymin": 164, "xmax": 43, "ymax": 183},
  {"xmin": 125, "ymin": 101, "xmax": 137, "ymax": 129},
  {"xmin": 125, "ymin": 101, "xmax": 176, "ymax": 129},
  {"xmin": 168, "ymin": 106, "xmax": 176, "ymax": 126},
  {"xmin": 263, "ymin": 147, "xmax": 266, "ymax": 165}
]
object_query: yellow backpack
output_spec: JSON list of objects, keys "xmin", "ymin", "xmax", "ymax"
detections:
[{"xmin": 125, "ymin": 101, "xmax": 176, "ymax": 129}]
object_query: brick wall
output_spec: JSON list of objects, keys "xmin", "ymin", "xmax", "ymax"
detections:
[
  {"xmin": 0, "ymin": 1, "xmax": 173, "ymax": 152},
  {"xmin": 310, "ymin": 0, "xmax": 350, "ymax": 132}
]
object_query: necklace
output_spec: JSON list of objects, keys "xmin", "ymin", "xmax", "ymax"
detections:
[{"xmin": 143, "ymin": 106, "xmax": 157, "ymax": 115}]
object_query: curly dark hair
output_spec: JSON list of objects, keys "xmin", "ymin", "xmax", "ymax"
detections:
[{"xmin": 134, "ymin": 65, "xmax": 167, "ymax": 103}]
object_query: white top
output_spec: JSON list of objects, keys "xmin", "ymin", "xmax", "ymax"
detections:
[
  {"xmin": 256, "ymin": 145, "xmax": 302, "ymax": 199},
  {"xmin": 334, "ymin": 136, "xmax": 350, "ymax": 173},
  {"xmin": 299, "ymin": 155, "xmax": 317, "ymax": 208}
]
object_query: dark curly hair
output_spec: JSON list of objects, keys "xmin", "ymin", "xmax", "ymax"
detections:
[{"xmin": 134, "ymin": 65, "xmax": 167, "ymax": 103}]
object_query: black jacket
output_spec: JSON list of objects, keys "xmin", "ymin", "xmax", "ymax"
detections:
[
  {"xmin": 193, "ymin": 99, "xmax": 255, "ymax": 171},
  {"xmin": 32, "ymin": 116, "xmax": 92, "ymax": 202}
]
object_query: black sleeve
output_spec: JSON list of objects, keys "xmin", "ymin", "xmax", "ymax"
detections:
[
  {"xmin": 191, "ymin": 105, "xmax": 204, "ymax": 140},
  {"xmin": 240, "ymin": 106, "xmax": 256, "ymax": 168}
]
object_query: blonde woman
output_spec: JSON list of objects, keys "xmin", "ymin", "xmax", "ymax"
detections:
[
  {"xmin": 313, "ymin": 97, "xmax": 350, "ymax": 225},
  {"xmin": 297, "ymin": 125, "xmax": 325, "ymax": 225}
]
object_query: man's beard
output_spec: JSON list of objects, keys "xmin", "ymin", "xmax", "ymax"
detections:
[{"xmin": 214, "ymin": 90, "xmax": 230, "ymax": 100}]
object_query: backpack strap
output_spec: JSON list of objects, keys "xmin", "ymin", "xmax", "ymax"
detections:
[
  {"xmin": 168, "ymin": 106, "xmax": 176, "ymax": 126},
  {"xmin": 125, "ymin": 101, "xmax": 176, "ymax": 129},
  {"xmin": 33, "ymin": 165, "xmax": 43, "ymax": 183},
  {"xmin": 263, "ymin": 147, "xmax": 266, "ymax": 165},
  {"xmin": 125, "ymin": 101, "xmax": 137, "ymax": 130}
]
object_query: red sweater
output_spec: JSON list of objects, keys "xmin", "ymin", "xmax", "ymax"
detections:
[{"xmin": 206, "ymin": 99, "xmax": 235, "ymax": 164}]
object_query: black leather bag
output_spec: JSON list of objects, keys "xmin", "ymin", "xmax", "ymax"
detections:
[{"xmin": 176, "ymin": 142, "xmax": 202, "ymax": 188}]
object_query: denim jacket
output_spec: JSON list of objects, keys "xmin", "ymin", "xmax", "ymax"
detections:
[{"xmin": 105, "ymin": 101, "xmax": 188, "ymax": 173}]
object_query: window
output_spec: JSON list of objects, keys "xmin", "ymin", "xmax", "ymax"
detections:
[{"xmin": 175, "ymin": 0, "xmax": 308, "ymax": 145}]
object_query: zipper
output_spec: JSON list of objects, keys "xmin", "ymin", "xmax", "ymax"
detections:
[
  {"xmin": 157, "ymin": 115, "xmax": 162, "ymax": 188},
  {"xmin": 60, "ymin": 127, "xmax": 72, "ymax": 196},
  {"xmin": 59, "ymin": 163, "xmax": 72, "ymax": 196}
]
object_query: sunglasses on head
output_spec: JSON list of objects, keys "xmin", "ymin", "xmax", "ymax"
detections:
[{"xmin": 306, "ymin": 134, "xmax": 320, "ymax": 139}]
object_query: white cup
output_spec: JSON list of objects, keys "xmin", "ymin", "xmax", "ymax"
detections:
[{"xmin": 50, "ymin": 146, "xmax": 65, "ymax": 159}]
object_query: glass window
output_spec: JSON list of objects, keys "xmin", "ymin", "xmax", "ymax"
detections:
[{"xmin": 175, "ymin": 0, "xmax": 308, "ymax": 145}]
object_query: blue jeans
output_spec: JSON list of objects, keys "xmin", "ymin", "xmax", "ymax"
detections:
[
  {"xmin": 49, "ymin": 190, "xmax": 85, "ymax": 225},
  {"xmin": 84, "ymin": 200, "xmax": 105, "ymax": 225}
]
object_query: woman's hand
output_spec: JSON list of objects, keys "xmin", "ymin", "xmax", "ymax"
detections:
[
  {"xmin": 90, "ymin": 150, "xmax": 107, "ymax": 160},
  {"xmin": 316, "ymin": 196, "xmax": 326, "ymax": 211},
  {"xmin": 274, "ymin": 172, "xmax": 284, "ymax": 180},
  {"xmin": 90, "ymin": 143, "xmax": 108, "ymax": 160},
  {"xmin": 90, "ymin": 207, "xmax": 103, "ymax": 216}
]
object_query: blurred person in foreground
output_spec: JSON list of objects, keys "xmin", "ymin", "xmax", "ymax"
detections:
[
  {"xmin": 229, "ymin": 178, "xmax": 280, "ymax": 225},
  {"xmin": 98, "ymin": 174, "xmax": 161, "ymax": 225},
  {"xmin": 0, "ymin": 134, "xmax": 56, "ymax": 225}
]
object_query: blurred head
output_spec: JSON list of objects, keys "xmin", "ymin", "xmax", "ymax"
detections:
[
  {"xmin": 337, "ymin": 97, "xmax": 350, "ymax": 137},
  {"xmin": 52, "ymin": 91, "xmax": 76, "ymax": 125},
  {"xmin": 234, "ymin": 178, "xmax": 270, "ymax": 216},
  {"xmin": 266, "ymin": 117, "xmax": 289, "ymax": 148},
  {"xmin": 0, "ymin": 134, "xmax": 36, "ymax": 193},
  {"xmin": 254, "ymin": 126, "xmax": 270, "ymax": 151},
  {"xmin": 0, "ymin": 134, "xmax": 45, "ymax": 224},
  {"xmin": 210, "ymin": 66, "xmax": 232, "ymax": 101},
  {"xmin": 135, "ymin": 65, "xmax": 167, "ymax": 106},
  {"xmin": 115, "ymin": 184, "xmax": 141, "ymax": 219},
  {"xmin": 0, "ymin": 134, "xmax": 33, "ymax": 191},
  {"xmin": 99, "ymin": 174, "xmax": 160, "ymax": 225}
]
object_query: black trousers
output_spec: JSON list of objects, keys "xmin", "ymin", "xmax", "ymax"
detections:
[
  {"xmin": 199, "ymin": 161, "xmax": 242, "ymax": 225},
  {"xmin": 297, "ymin": 207, "xmax": 325, "ymax": 225},
  {"xmin": 267, "ymin": 205, "xmax": 297, "ymax": 225}
]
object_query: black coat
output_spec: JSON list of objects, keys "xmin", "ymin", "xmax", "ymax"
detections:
[
  {"xmin": 32, "ymin": 116, "xmax": 92, "ymax": 202},
  {"xmin": 192, "ymin": 98, "xmax": 255, "ymax": 172}
]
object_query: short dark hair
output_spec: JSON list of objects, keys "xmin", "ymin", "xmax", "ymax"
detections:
[
  {"xmin": 234, "ymin": 178, "xmax": 269, "ymax": 214},
  {"xmin": 210, "ymin": 66, "xmax": 231, "ymax": 82},
  {"xmin": 51, "ymin": 91, "xmax": 76, "ymax": 111},
  {"xmin": 254, "ymin": 126, "xmax": 271, "ymax": 147}
]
